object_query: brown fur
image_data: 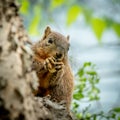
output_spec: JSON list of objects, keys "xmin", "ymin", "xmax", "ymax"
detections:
[{"xmin": 32, "ymin": 26, "xmax": 74, "ymax": 111}]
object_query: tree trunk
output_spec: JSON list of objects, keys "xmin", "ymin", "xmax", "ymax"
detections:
[{"xmin": 0, "ymin": 0, "xmax": 74, "ymax": 120}]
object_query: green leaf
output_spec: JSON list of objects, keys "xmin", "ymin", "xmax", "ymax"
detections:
[
  {"xmin": 83, "ymin": 8, "xmax": 92, "ymax": 24},
  {"xmin": 92, "ymin": 87, "xmax": 100, "ymax": 94},
  {"xmin": 20, "ymin": 0, "xmax": 29, "ymax": 14},
  {"xmin": 66, "ymin": 5, "xmax": 82, "ymax": 26},
  {"xmin": 112, "ymin": 107, "xmax": 120, "ymax": 113},
  {"xmin": 78, "ymin": 68, "xmax": 84, "ymax": 77},
  {"xmin": 80, "ymin": 77, "xmax": 87, "ymax": 82},
  {"xmin": 93, "ymin": 115, "xmax": 97, "ymax": 120},
  {"xmin": 95, "ymin": 79, "xmax": 100, "ymax": 84},
  {"xmin": 88, "ymin": 94, "xmax": 100, "ymax": 101},
  {"xmin": 113, "ymin": 23, "xmax": 120, "ymax": 37},
  {"xmin": 91, "ymin": 18, "xmax": 106, "ymax": 41},
  {"xmin": 76, "ymin": 113, "xmax": 83, "ymax": 119},
  {"xmin": 86, "ymin": 71, "xmax": 97, "ymax": 75},
  {"xmin": 79, "ymin": 83, "xmax": 86, "ymax": 90},
  {"xmin": 111, "ymin": 113, "xmax": 116, "ymax": 119},
  {"xmin": 89, "ymin": 96, "xmax": 95, "ymax": 101},
  {"xmin": 84, "ymin": 62, "xmax": 91, "ymax": 67},
  {"xmin": 28, "ymin": 5, "xmax": 41, "ymax": 35},
  {"xmin": 94, "ymin": 95, "xmax": 100, "ymax": 100},
  {"xmin": 86, "ymin": 113, "xmax": 91, "ymax": 118},
  {"xmin": 73, "ymin": 102, "xmax": 79, "ymax": 109},
  {"xmin": 51, "ymin": 0, "xmax": 64, "ymax": 9},
  {"xmin": 73, "ymin": 93, "xmax": 84, "ymax": 100}
]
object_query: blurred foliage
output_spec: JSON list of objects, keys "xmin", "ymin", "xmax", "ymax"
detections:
[
  {"xmin": 72, "ymin": 62, "xmax": 100, "ymax": 116},
  {"xmin": 18, "ymin": 0, "xmax": 120, "ymax": 41},
  {"xmin": 113, "ymin": 23, "xmax": 120, "ymax": 37},
  {"xmin": 66, "ymin": 5, "xmax": 82, "ymax": 26},
  {"xmin": 91, "ymin": 18, "xmax": 106, "ymax": 42},
  {"xmin": 20, "ymin": 0, "xmax": 29, "ymax": 14},
  {"xmin": 73, "ymin": 62, "xmax": 100, "ymax": 102},
  {"xmin": 28, "ymin": 5, "xmax": 41, "ymax": 35},
  {"xmin": 51, "ymin": 0, "xmax": 64, "ymax": 10},
  {"xmin": 73, "ymin": 104, "xmax": 120, "ymax": 120},
  {"xmin": 72, "ymin": 62, "xmax": 120, "ymax": 120}
]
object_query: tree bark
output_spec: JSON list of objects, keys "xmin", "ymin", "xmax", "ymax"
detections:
[{"xmin": 0, "ymin": 0, "xmax": 74, "ymax": 120}]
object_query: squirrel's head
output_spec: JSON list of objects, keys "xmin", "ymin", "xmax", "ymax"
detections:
[{"xmin": 33, "ymin": 26, "xmax": 70, "ymax": 61}]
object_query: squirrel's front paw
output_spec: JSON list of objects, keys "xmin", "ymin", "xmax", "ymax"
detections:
[{"xmin": 44, "ymin": 57, "xmax": 64, "ymax": 73}]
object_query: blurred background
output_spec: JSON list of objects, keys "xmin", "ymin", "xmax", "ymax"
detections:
[{"xmin": 18, "ymin": 0, "xmax": 120, "ymax": 118}]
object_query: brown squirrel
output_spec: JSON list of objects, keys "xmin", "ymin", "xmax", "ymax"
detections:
[{"xmin": 32, "ymin": 26, "xmax": 74, "ymax": 111}]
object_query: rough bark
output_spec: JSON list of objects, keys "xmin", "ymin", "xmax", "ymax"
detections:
[{"xmin": 0, "ymin": 0, "xmax": 74, "ymax": 120}]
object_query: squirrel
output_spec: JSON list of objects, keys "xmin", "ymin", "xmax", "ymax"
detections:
[{"xmin": 32, "ymin": 26, "xmax": 74, "ymax": 111}]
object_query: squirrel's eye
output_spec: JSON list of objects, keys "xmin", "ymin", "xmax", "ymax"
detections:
[{"xmin": 48, "ymin": 38, "xmax": 53, "ymax": 44}]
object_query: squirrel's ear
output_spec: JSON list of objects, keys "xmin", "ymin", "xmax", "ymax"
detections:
[
  {"xmin": 43, "ymin": 26, "xmax": 51, "ymax": 40},
  {"xmin": 66, "ymin": 35, "xmax": 70, "ymax": 41}
]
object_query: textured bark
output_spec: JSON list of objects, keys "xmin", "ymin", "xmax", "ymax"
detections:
[{"xmin": 0, "ymin": 0, "xmax": 74, "ymax": 120}]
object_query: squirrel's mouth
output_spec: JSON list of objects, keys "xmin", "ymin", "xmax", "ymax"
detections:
[
  {"xmin": 56, "ymin": 53, "xmax": 62, "ymax": 59},
  {"xmin": 54, "ymin": 52, "xmax": 65, "ymax": 62}
]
